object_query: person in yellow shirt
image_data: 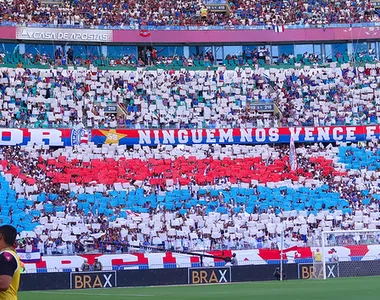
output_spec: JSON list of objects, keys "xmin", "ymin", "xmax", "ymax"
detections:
[
  {"xmin": 200, "ymin": 7, "xmax": 207, "ymax": 18},
  {"xmin": 0, "ymin": 225, "xmax": 20, "ymax": 300},
  {"xmin": 313, "ymin": 248, "xmax": 323, "ymax": 262}
]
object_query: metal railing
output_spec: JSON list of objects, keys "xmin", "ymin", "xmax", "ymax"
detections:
[
  {"xmin": 1, "ymin": 22, "xmax": 380, "ymax": 31},
  {"xmin": 22, "ymin": 260, "xmax": 276, "ymax": 273},
  {"xmin": 23, "ymin": 256, "xmax": 380, "ymax": 274}
]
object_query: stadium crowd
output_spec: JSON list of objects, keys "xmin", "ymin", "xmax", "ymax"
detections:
[
  {"xmin": 2, "ymin": 47, "xmax": 278, "ymax": 68},
  {"xmin": 13, "ymin": 49, "xmax": 216, "ymax": 68},
  {"xmin": 0, "ymin": 62, "xmax": 380, "ymax": 129},
  {"xmin": 0, "ymin": 140, "xmax": 379, "ymax": 255},
  {"xmin": 0, "ymin": 0, "xmax": 378, "ymax": 28}
]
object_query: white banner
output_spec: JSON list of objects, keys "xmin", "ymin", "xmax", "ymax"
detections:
[
  {"xmin": 16, "ymin": 27, "xmax": 113, "ymax": 42},
  {"xmin": 18, "ymin": 251, "xmax": 41, "ymax": 262}
]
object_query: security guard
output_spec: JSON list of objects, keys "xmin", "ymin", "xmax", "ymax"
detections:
[
  {"xmin": 93, "ymin": 258, "xmax": 103, "ymax": 271},
  {"xmin": 0, "ymin": 225, "xmax": 20, "ymax": 300}
]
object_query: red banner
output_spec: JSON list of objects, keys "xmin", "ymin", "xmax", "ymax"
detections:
[{"xmin": 91, "ymin": 125, "xmax": 380, "ymax": 146}]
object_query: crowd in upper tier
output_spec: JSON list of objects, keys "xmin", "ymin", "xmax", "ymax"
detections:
[
  {"xmin": 1, "ymin": 47, "xmax": 328, "ymax": 69},
  {"xmin": 1, "ymin": 141, "xmax": 379, "ymax": 255},
  {"xmin": 0, "ymin": 61, "xmax": 379, "ymax": 129},
  {"xmin": 0, "ymin": 0, "xmax": 378, "ymax": 28}
]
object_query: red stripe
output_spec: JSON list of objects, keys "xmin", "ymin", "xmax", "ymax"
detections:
[
  {"xmin": 2, "ymin": 131, "xmax": 11, "ymax": 137},
  {"xmin": 22, "ymin": 129, "xmax": 31, "ymax": 137},
  {"xmin": 190, "ymin": 256, "xmax": 200, "ymax": 263},
  {"xmin": 111, "ymin": 254, "xmax": 148, "ymax": 266},
  {"xmin": 36, "ymin": 155, "xmax": 337, "ymax": 185},
  {"xmin": 80, "ymin": 254, "xmax": 103, "ymax": 265},
  {"xmin": 35, "ymin": 260, "xmax": 47, "ymax": 268},
  {"xmin": 163, "ymin": 252, "xmax": 176, "ymax": 264},
  {"xmin": 61, "ymin": 260, "xmax": 72, "ymax": 264},
  {"xmin": 60, "ymin": 129, "xmax": 72, "ymax": 138}
]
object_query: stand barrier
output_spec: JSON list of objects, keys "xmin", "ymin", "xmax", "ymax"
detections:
[{"xmin": 19, "ymin": 261, "xmax": 379, "ymax": 291}]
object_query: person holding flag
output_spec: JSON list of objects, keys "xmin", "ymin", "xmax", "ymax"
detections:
[
  {"xmin": 0, "ymin": 225, "xmax": 21, "ymax": 300},
  {"xmin": 289, "ymin": 136, "xmax": 298, "ymax": 171}
]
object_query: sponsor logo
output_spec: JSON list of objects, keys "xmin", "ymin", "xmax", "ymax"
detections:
[
  {"xmin": 17, "ymin": 27, "xmax": 112, "ymax": 42},
  {"xmin": 298, "ymin": 263, "xmax": 339, "ymax": 279},
  {"xmin": 71, "ymin": 272, "xmax": 116, "ymax": 289},
  {"xmin": 3, "ymin": 252, "xmax": 13, "ymax": 262},
  {"xmin": 139, "ymin": 30, "xmax": 151, "ymax": 37},
  {"xmin": 71, "ymin": 125, "xmax": 90, "ymax": 146},
  {"xmin": 189, "ymin": 268, "xmax": 231, "ymax": 284}
]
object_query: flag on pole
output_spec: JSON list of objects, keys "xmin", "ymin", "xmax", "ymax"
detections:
[
  {"xmin": 272, "ymin": 25, "xmax": 285, "ymax": 33},
  {"xmin": 289, "ymin": 136, "xmax": 297, "ymax": 171},
  {"xmin": 17, "ymin": 251, "xmax": 41, "ymax": 262}
]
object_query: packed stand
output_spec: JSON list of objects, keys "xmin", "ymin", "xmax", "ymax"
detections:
[
  {"xmin": 0, "ymin": 48, "xmax": 216, "ymax": 69},
  {"xmin": 226, "ymin": 47, "xmax": 323, "ymax": 67},
  {"xmin": 1, "ymin": 62, "xmax": 380, "ymax": 128},
  {"xmin": 0, "ymin": 141, "xmax": 379, "ymax": 255},
  {"xmin": 0, "ymin": 66, "xmax": 279, "ymax": 129},
  {"xmin": 273, "ymin": 63, "xmax": 380, "ymax": 126},
  {"xmin": 1, "ymin": 47, "xmax": 375, "ymax": 70},
  {"xmin": 0, "ymin": 0, "xmax": 379, "ymax": 28}
]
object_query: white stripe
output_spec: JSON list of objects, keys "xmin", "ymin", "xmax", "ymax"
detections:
[
  {"xmin": 30, "ymin": 291, "xmax": 153, "ymax": 297},
  {"xmin": 33, "ymin": 290, "xmax": 228, "ymax": 296}
]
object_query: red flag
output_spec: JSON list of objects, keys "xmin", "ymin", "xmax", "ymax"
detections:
[{"xmin": 139, "ymin": 30, "xmax": 151, "ymax": 38}]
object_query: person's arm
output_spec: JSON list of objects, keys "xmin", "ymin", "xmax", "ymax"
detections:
[
  {"xmin": 0, "ymin": 276, "xmax": 12, "ymax": 291},
  {"xmin": 0, "ymin": 252, "xmax": 17, "ymax": 291}
]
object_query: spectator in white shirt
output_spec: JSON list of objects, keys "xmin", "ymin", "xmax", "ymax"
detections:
[{"xmin": 331, "ymin": 248, "xmax": 339, "ymax": 262}]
